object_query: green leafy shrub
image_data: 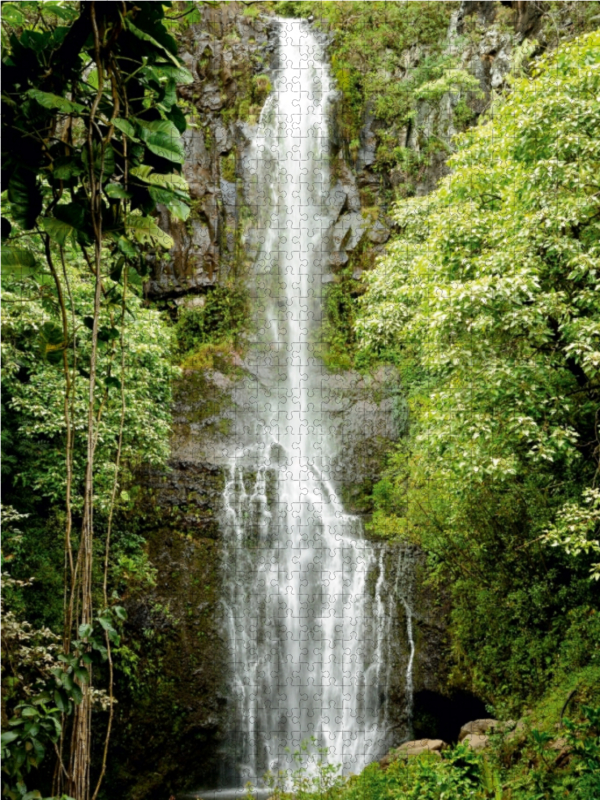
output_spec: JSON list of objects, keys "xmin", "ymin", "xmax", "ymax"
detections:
[
  {"xmin": 358, "ymin": 29, "xmax": 600, "ymax": 703},
  {"xmin": 175, "ymin": 285, "xmax": 249, "ymax": 361}
]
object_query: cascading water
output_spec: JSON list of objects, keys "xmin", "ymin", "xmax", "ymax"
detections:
[{"xmin": 217, "ymin": 18, "xmax": 414, "ymax": 790}]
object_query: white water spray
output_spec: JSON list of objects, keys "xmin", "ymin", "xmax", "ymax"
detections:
[{"xmin": 219, "ymin": 19, "xmax": 411, "ymax": 785}]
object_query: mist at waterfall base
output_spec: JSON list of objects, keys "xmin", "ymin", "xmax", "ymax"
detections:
[{"xmin": 199, "ymin": 20, "xmax": 415, "ymax": 793}]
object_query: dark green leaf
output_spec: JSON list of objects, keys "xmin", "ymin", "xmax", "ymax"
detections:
[
  {"xmin": 127, "ymin": 266, "xmax": 144, "ymax": 287},
  {"xmin": 145, "ymin": 130, "xmax": 185, "ymax": 161},
  {"xmin": 40, "ymin": 217, "xmax": 75, "ymax": 246},
  {"xmin": 2, "ymin": 3, "xmax": 26, "ymax": 25},
  {"xmin": 98, "ymin": 326, "xmax": 120, "ymax": 343},
  {"xmin": 1, "ymin": 217, "xmax": 12, "ymax": 242},
  {"xmin": 117, "ymin": 235, "xmax": 138, "ymax": 259},
  {"xmin": 126, "ymin": 215, "xmax": 174, "ymax": 248},
  {"xmin": 105, "ymin": 183, "xmax": 132, "ymax": 200},
  {"xmin": 110, "ymin": 257, "xmax": 125, "ymax": 282},
  {"xmin": 166, "ymin": 103, "xmax": 187, "ymax": 134},
  {"xmin": 70, "ymin": 684, "xmax": 83, "ymax": 705},
  {"xmin": 23, "ymin": 790, "xmax": 43, "ymax": 800},
  {"xmin": 125, "ymin": 19, "xmax": 180, "ymax": 65},
  {"xmin": 52, "ymin": 157, "xmax": 83, "ymax": 181},
  {"xmin": 111, "ymin": 117, "xmax": 138, "ymax": 140},
  {"xmin": 148, "ymin": 186, "xmax": 190, "ymax": 220},
  {"xmin": 73, "ymin": 667, "xmax": 89, "ymax": 685},
  {"xmin": 8, "ymin": 171, "xmax": 43, "ymax": 230},
  {"xmin": 54, "ymin": 690, "xmax": 68, "ymax": 714},
  {"xmin": 152, "ymin": 62, "xmax": 194, "ymax": 85},
  {"xmin": 20, "ymin": 29, "xmax": 52, "ymax": 53},
  {"xmin": 78, "ymin": 623, "xmax": 93, "ymax": 639},
  {"xmin": 136, "ymin": 118, "xmax": 181, "ymax": 141},
  {"xmin": 1, "ymin": 732, "xmax": 19, "ymax": 745},
  {"xmin": 28, "ymin": 88, "xmax": 85, "ymax": 115},
  {"xmin": 108, "ymin": 629, "xmax": 121, "ymax": 645},
  {"xmin": 1, "ymin": 247, "xmax": 40, "ymax": 281}
]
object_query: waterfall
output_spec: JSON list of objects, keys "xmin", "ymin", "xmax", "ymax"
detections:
[{"xmin": 218, "ymin": 18, "xmax": 407, "ymax": 788}]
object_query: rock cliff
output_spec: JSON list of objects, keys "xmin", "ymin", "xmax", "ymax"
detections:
[{"xmin": 113, "ymin": 3, "xmax": 560, "ymax": 797}]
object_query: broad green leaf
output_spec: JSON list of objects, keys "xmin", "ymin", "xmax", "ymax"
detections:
[
  {"xmin": 1, "ymin": 732, "xmax": 19, "ymax": 745},
  {"xmin": 1, "ymin": 247, "xmax": 39, "ymax": 281},
  {"xmin": 97, "ymin": 615, "xmax": 113, "ymax": 632},
  {"xmin": 117, "ymin": 236, "xmax": 138, "ymax": 259},
  {"xmin": 105, "ymin": 376, "xmax": 122, "ymax": 390},
  {"xmin": 20, "ymin": 29, "xmax": 52, "ymax": 53},
  {"xmin": 73, "ymin": 666, "xmax": 89, "ymax": 685},
  {"xmin": 111, "ymin": 117, "xmax": 139, "ymax": 140},
  {"xmin": 52, "ymin": 157, "xmax": 83, "ymax": 181},
  {"xmin": 42, "ymin": 1, "xmax": 78, "ymax": 21},
  {"xmin": 97, "ymin": 326, "xmax": 120, "ymax": 343},
  {"xmin": 136, "ymin": 118, "xmax": 180, "ymax": 139},
  {"xmin": 30, "ymin": 737, "xmax": 45, "ymax": 763},
  {"xmin": 8, "ymin": 171, "xmax": 43, "ymax": 230},
  {"xmin": 70, "ymin": 684, "xmax": 83, "ymax": 704},
  {"xmin": 126, "ymin": 215, "xmax": 174, "ymax": 249},
  {"xmin": 2, "ymin": 4, "xmax": 26, "ymax": 25},
  {"xmin": 125, "ymin": 19, "xmax": 180, "ymax": 65},
  {"xmin": 40, "ymin": 217, "xmax": 75, "ymax": 246},
  {"xmin": 28, "ymin": 88, "xmax": 85, "ymax": 115},
  {"xmin": 137, "ymin": 119, "xmax": 185, "ymax": 161},
  {"xmin": 150, "ymin": 62, "xmax": 194, "ymax": 85},
  {"xmin": 54, "ymin": 690, "xmax": 68, "ymax": 714},
  {"xmin": 39, "ymin": 321, "xmax": 65, "ymax": 362},
  {"xmin": 130, "ymin": 165, "xmax": 189, "ymax": 193},
  {"xmin": 105, "ymin": 183, "xmax": 132, "ymax": 199},
  {"xmin": 108, "ymin": 629, "xmax": 121, "ymax": 645},
  {"xmin": 114, "ymin": 605, "xmax": 127, "ymax": 621},
  {"xmin": 78, "ymin": 623, "xmax": 93, "ymax": 639},
  {"xmin": 127, "ymin": 265, "xmax": 144, "ymax": 287},
  {"xmin": 166, "ymin": 103, "xmax": 187, "ymax": 134},
  {"xmin": 148, "ymin": 186, "xmax": 190, "ymax": 220}
]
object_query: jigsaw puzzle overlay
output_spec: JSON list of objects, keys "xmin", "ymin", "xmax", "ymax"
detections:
[{"xmin": 215, "ymin": 19, "xmax": 410, "ymax": 788}]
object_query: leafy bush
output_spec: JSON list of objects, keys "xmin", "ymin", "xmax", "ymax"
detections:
[
  {"xmin": 358, "ymin": 30, "xmax": 600, "ymax": 702},
  {"xmin": 175, "ymin": 285, "xmax": 248, "ymax": 359}
]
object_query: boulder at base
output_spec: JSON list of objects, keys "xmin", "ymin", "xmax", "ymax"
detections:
[
  {"xmin": 463, "ymin": 732, "xmax": 489, "ymax": 750},
  {"xmin": 380, "ymin": 738, "xmax": 448, "ymax": 767},
  {"xmin": 459, "ymin": 719, "xmax": 499, "ymax": 740}
]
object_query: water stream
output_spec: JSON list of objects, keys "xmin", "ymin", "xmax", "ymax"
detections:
[{"xmin": 217, "ymin": 19, "xmax": 412, "ymax": 788}]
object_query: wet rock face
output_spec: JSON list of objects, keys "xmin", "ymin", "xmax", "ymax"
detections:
[
  {"xmin": 113, "ymin": 528, "xmax": 229, "ymax": 800},
  {"xmin": 146, "ymin": 3, "xmax": 276, "ymax": 299}
]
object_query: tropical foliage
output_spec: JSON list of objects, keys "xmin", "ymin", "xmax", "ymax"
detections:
[
  {"xmin": 1, "ymin": 2, "xmax": 189, "ymax": 798},
  {"xmin": 358, "ymin": 31, "xmax": 600, "ymax": 701}
]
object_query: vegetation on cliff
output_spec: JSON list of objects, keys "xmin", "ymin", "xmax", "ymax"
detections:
[
  {"xmin": 346, "ymin": 28, "xmax": 600, "ymax": 800},
  {"xmin": 1, "ymin": 2, "xmax": 190, "ymax": 798}
]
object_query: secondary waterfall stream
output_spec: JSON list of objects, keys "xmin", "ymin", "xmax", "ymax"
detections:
[{"xmin": 217, "ymin": 19, "xmax": 412, "ymax": 789}]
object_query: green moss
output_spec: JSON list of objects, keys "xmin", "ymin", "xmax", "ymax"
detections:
[{"xmin": 220, "ymin": 152, "xmax": 236, "ymax": 182}]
